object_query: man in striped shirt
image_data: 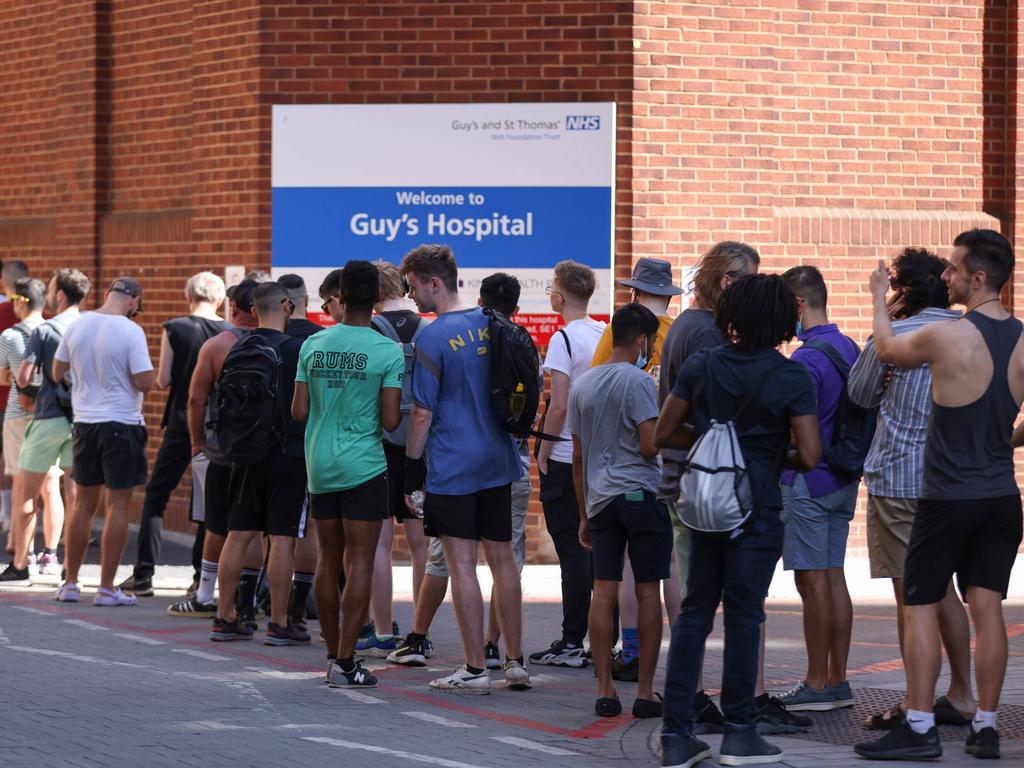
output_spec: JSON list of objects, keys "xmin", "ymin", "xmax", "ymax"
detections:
[{"xmin": 847, "ymin": 247, "xmax": 975, "ymax": 731}]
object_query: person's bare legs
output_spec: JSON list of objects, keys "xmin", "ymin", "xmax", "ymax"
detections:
[
  {"xmin": 413, "ymin": 573, "xmax": 448, "ymax": 634},
  {"xmin": 663, "ymin": 551, "xmax": 681, "ymax": 624},
  {"xmin": 371, "ymin": 517, "xmax": 394, "ymax": 635},
  {"xmin": 12, "ymin": 469, "xmax": 47, "ymax": 569},
  {"xmin": 267, "ymin": 535, "xmax": 296, "ymax": 627},
  {"xmin": 293, "ymin": 524, "xmax": 318, "ymax": 572},
  {"xmin": 443, "ymin": 535, "xmax": 485, "ymax": 669},
  {"xmin": 216, "ymin": 530, "xmax": 260, "ymax": 622},
  {"xmin": 40, "ymin": 474, "xmax": 64, "ymax": 551},
  {"xmin": 62, "ymin": 484, "xmax": 102, "ymax": 585},
  {"xmin": 486, "ymin": 587, "xmax": 501, "ymax": 645},
  {"xmin": 794, "ymin": 569, "xmax": 832, "ymax": 689},
  {"xmin": 337, "ymin": 519, "xmax": 383, "ymax": 659},
  {"xmin": 404, "ymin": 518, "xmax": 428, "ymax": 605},
  {"xmin": 904, "ymin": 601, "xmax": 942, "ymax": 713},
  {"xmin": 314, "ymin": 518, "xmax": 343, "ymax": 654},
  {"xmin": 827, "ymin": 566, "xmax": 853, "ymax": 685},
  {"xmin": 99, "ymin": 487, "xmax": 134, "ymax": 590},
  {"xmin": 619, "ymin": 555, "xmax": 638, "ymax": 647},
  {"xmin": 590, "ymin": 579, "xmax": 618, "ymax": 700},
  {"xmin": 938, "ymin": 583, "xmax": 975, "ymax": 713},
  {"xmin": 635, "ymin": 580, "xmax": 663, "ymax": 701},
  {"xmin": 966, "ymin": 586, "xmax": 1007, "ymax": 714},
  {"xmin": 481, "ymin": 538, "xmax": 522, "ymax": 660}
]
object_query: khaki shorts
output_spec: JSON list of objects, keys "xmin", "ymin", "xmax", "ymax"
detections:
[
  {"xmin": 866, "ymin": 495, "xmax": 916, "ymax": 579},
  {"xmin": 18, "ymin": 416, "xmax": 72, "ymax": 476}
]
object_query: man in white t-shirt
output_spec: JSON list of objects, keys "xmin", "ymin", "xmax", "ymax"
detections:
[
  {"xmin": 530, "ymin": 260, "xmax": 606, "ymax": 667},
  {"xmin": 53, "ymin": 277, "xmax": 155, "ymax": 606}
]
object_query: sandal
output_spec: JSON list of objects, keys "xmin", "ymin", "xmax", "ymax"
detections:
[
  {"xmin": 94, "ymin": 587, "xmax": 138, "ymax": 607},
  {"xmin": 595, "ymin": 697, "xmax": 622, "ymax": 717},
  {"xmin": 632, "ymin": 693, "xmax": 663, "ymax": 718},
  {"xmin": 934, "ymin": 695, "xmax": 973, "ymax": 726},
  {"xmin": 55, "ymin": 582, "xmax": 81, "ymax": 603},
  {"xmin": 864, "ymin": 703, "xmax": 905, "ymax": 730}
]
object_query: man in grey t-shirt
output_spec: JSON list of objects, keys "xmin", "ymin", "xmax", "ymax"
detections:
[{"xmin": 567, "ymin": 304, "xmax": 671, "ymax": 720}]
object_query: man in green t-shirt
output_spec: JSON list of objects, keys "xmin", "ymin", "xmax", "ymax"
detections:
[{"xmin": 292, "ymin": 260, "xmax": 403, "ymax": 688}]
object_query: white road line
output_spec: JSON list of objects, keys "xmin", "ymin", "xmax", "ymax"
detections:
[
  {"xmin": 10, "ymin": 606, "xmax": 52, "ymax": 616},
  {"xmin": 171, "ymin": 648, "xmax": 231, "ymax": 662},
  {"xmin": 0, "ymin": 626, "xmax": 8, "ymax": 645},
  {"xmin": 303, "ymin": 736, "xmax": 490, "ymax": 768},
  {"xmin": 490, "ymin": 736, "xmax": 579, "ymax": 756},
  {"xmin": 114, "ymin": 633, "xmax": 168, "ymax": 646},
  {"xmin": 4, "ymin": 644, "xmax": 147, "ymax": 669},
  {"xmin": 400, "ymin": 711, "xmax": 477, "ymax": 729},
  {"xmin": 243, "ymin": 667, "xmax": 324, "ymax": 680},
  {"xmin": 327, "ymin": 687, "xmax": 387, "ymax": 705},
  {"xmin": 62, "ymin": 619, "xmax": 108, "ymax": 631}
]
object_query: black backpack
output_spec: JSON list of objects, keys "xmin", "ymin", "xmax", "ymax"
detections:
[
  {"xmin": 483, "ymin": 307, "xmax": 564, "ymax": 441},
  {"xmin": 207, "ymin": 331, "xmax": 286, "ymax": 466},
  {"xmin": 802, "ymin": 338, "xmax": 877, "ymax": 479}
]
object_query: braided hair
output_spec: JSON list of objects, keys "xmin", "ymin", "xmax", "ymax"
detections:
[{"xmin": 716, "ymin": 273, "xmax": 798, "ymax": 353}]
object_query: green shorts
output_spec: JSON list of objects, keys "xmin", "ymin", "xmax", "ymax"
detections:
[{"xmin": 19, "ymin": 416, "xmax": 73, "ymax": 474}]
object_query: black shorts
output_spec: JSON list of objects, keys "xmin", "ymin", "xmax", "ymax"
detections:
[
  {"xmin": 589, "ymin": 491, "xmax": 672, "ymax": 583},
  {"xmin": 904, "ymin": 495, "xmax": 1023, "ymax": 605},
  {"xmin": 384, "ymin": 444, "xmax": 414, "ymax": 522},
  {"xmin": 424, "ymin": 484, "xmax": 512, "ymax": 542},
  {"xmin": 204, "ymin": 461, "xmax": 233, "ymax": 537},
  {"xmin": 228, "ymin": 454, "xmax": 308, "ymax": 537},
  {"xmin": 71, "ymin": 422, "xmax": 148, "ymax": 490},
  {"xmin": 310, "ymin": 471, "xmax": 389, "ymax": 522}
]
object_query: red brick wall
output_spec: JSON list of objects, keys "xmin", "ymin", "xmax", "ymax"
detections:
[{"xmin": 0, "ymin": 0, "xmax": 1018, "ymax": 561}]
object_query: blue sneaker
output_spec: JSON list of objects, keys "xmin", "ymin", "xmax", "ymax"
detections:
[
  {"xmin": 354, "ymin": 622, "xmax": 376, "ymax": 652},
  {"xmin": 360, "ymin": 634, "xmax": 397, "ymax": 658},
  {"xmin": 423, "ymin": 635, "xmax": 434, "ymax": 658}
]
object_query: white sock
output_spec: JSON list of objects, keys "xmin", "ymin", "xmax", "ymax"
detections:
[
  {"xmin": 197, "ymin": 559, "xmax": 218, "ymax": 604},
  {"xmin": 972, "ymin": 709, "xmax": 997, "ymax": 733},
  {"xmin": 906, "ymin": 709, "xmax": 935, "ymax": 734}
]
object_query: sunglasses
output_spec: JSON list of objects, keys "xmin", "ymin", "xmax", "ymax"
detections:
[
  {"xmin": 321, "ymin": 295, "xmax": 338, "ymax": 314},
  {"xmin": 9, "ymin": 295, "xmax": 30, "ymax": 304}
]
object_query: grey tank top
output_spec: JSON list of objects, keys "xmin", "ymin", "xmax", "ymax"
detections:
[{"xmin": 921, "ymin": 312, "xmax": 1023, "ymax": 500}]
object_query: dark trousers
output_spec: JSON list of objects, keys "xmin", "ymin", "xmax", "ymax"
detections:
[
  {"xmin": 133, "ymin": 425, "xmax": 199, "ymax": 580},
  {"xmin": 662, "ymin": 510, "xmax": 783, "ymax": 735},
  {"xmin": 539, "ymin": 459, "xmax": 592, "ymax": 646}
]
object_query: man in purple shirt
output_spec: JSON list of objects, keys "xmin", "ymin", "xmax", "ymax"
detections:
[{"xmin": 776, "ymin": 266, "xmax": 861, "ymax": 712}]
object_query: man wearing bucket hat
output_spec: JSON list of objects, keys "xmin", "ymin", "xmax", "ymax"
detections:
[{"xmin": 591, "ymin": 257, "xmax": 683, "ymax": 685}]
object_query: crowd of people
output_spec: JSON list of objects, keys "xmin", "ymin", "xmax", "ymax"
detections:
[{"xmin": 0, "ymin": 229, "xmax": 1019, "ymax": 766}]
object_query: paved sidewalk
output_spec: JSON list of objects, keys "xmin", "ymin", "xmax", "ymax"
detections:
[{"xmin": 0, "ymin": 574, "xmax": 1021, "ymax": 768}]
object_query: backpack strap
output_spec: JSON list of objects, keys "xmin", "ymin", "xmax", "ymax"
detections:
[
  {"xmin": 556, "ymin": 328, "xmax": 571, "ymax": 362},
  {"xmin": 802, "ymin": 338, "xmax": 851, "ymax": 380},
  {"xmin": 371, "ymin": 314, "xmax": 403, "ymax": 344}
]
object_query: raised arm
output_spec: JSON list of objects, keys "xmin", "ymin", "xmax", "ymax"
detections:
[{"xmin": 870, "ymin": 259, "xmax": 940, "ymax": 368}]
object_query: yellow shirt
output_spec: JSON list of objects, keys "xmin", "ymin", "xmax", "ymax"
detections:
[{"xmin": 590, "ymin": 314, "xmax": 674, "ymax": 372}]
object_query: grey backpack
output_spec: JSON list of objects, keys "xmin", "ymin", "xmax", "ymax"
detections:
[
  {"xmin": 371, "ymin": 313, "xmax": 429, "ymax": 446},
  {"xmin": 678, "ymin": 356, "xmax": 780, "ymax": 533}
]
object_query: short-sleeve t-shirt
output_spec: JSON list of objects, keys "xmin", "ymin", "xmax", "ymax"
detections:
[
  {"xmin": 296, "ymin": 323, "xmax": 404, "ymax": 494},
  {"xmin": 411, "ymin": 307, "xmax": 523, "ymax": 495},
  {"xmin": 590, "ymin": 313, "xmax": 674, "ymax": 371},
  {"xmin": 567, "ymin": 362, "xmax": 662, "ymax": 518},
  {"xmin": 673, "ymin": 346, "xmax": 817, "ymax": 511},
  {"xmin": 0, "ymin": 317, "xmax": 42, "ymax": 420},
  {"xmin": 542, "ymin": 317, "xmax": 606, "ymax": 464},
  {"xmin": 54, "ymin": 312, "xmax": 153, "ymax": 425},
  {"xmin": 24, "ymin": 310, "xmax": 80, "ymax": 420}
]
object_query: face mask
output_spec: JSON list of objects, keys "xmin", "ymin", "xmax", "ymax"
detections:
[
  {"xmin": 635, "ymin": 339, "xmax": 649, "ymax": 370},
  {"xmin": 795, "ymin": 319, "xmax": 803, "ymax": 336}
]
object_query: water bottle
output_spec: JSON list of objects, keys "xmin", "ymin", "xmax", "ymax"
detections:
[{"xmin": 409, "ymin": 490, "xmax": 426, "ymax": 519}]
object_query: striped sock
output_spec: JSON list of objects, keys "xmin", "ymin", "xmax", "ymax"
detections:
[{"xmin": 196, "ymin": 559, "xmax": 218, "ymax": 604}]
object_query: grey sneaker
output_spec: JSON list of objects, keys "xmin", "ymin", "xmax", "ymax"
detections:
[
  {"xmin": 832, "ymin": 680, "xmax": 854, "ymax": 709},
  {"xmin": 776, "ymin": 681, "xmax": 836, "ymax": 712}
]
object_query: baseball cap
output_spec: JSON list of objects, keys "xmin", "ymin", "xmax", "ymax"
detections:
[{"xmin": 108, "ymin": 276, "xmax": 144, "ymax": 312}]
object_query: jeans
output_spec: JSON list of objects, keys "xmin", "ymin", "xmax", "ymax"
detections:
[
  {"xmin": 662, "ymin": 509, "xmax": 784, "ymax": 735},
  {"xmin": 539, "ymin": 459, "xmax": 593, "ymax": 646},
  {"xmin": 133, "ymin": 425, "xmax": 197, "ymax": 580}
]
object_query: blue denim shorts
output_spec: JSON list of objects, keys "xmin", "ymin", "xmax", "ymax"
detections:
[{"xmin": 780, "ymin": 475, "xmax": 858, "ymax": 571}]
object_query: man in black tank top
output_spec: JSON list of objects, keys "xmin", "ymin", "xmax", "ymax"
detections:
[
  {"xmin": 856, "ymin": 230, "xmax": 1023, "ymax": 761},
  {"xmin": 120, "ymin": 273, "xmax": 229, "ymax": 597}
]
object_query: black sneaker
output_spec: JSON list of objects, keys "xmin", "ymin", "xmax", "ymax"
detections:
[
  {"xmin": 611, "ymin": 650, "xmax": 639, "ymax": 681},
  {"xmin": 0, "ymin": 563, "xmax": 31, "ymax": 585},
  {"xmin": 326, "ymin": 658, "xmax": 378, "ymax": 688},
  {"xmin": 692, "ymin": 690, "xmax": 725, "ymax": 734},
  {"xmin": 484, "ymin": 641, "xmax": 502, "ymax": 670},
  {"xmin": 117, "ymin": 574, "xmax": 154, "ymax": 597},
  {"xmin": 238, "ymin": 607, "xmax": 258, "ymax": 632},
  {"xmin": 965, "ymin": 727, "xmax": 999, "ymax": 759},
  {"xmin": 854, "ymin": 721, "xmax": 942, "ymax": 760},
  {"xmin": 386, "ymin": 633, "xmax": 426, "ymax": 666},
  {"xmin": 756, "ymin": 694, "xmax": 812, "ymax": 734},
  {"xmin": 661, "ymin": 733, "xmax": 712, "ymax": 768},
  {"xmin": 529, "ymin": 639, "xmax": 588, "ymax": 668},
  {"xmin": 210, "ymin": 617, "xmax": 254, "ymax": 642},
  {"xmin": 719, "ymin": 722, "xmax": 783, "ymax": 766},
  {"xmin": 265, "ymin": 622, "xmax": 311, "ymax": 646}
]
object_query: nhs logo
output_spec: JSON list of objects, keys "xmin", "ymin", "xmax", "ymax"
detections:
[{"xmin": 565, "ymin": 115, "xmax": 601, "ymax": 131}]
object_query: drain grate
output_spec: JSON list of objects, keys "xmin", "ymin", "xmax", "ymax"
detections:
[{"xmin": 788, "ymin": 687, "xmax": 1023, "ymax": 744}]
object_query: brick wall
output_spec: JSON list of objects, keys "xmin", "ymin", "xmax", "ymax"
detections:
[{"xmin": 0, "ymin": 0, "xmax": 1018, "ymax": 562}]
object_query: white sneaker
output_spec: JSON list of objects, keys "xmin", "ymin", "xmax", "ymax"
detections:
[
  {"xmin": 429, "ymin": 665, "xmax": 491, "ymax": 695},
  {"xmin": 503, "ymin": 659, "xmax": 532, "ymax": 690},
  {"xmin": 37, "ymin": 552, "xmax": 61, "ymax": 576},
  {"xmin": 94, "ymin": 587, "xmax": 138, "ymax": 607}
]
